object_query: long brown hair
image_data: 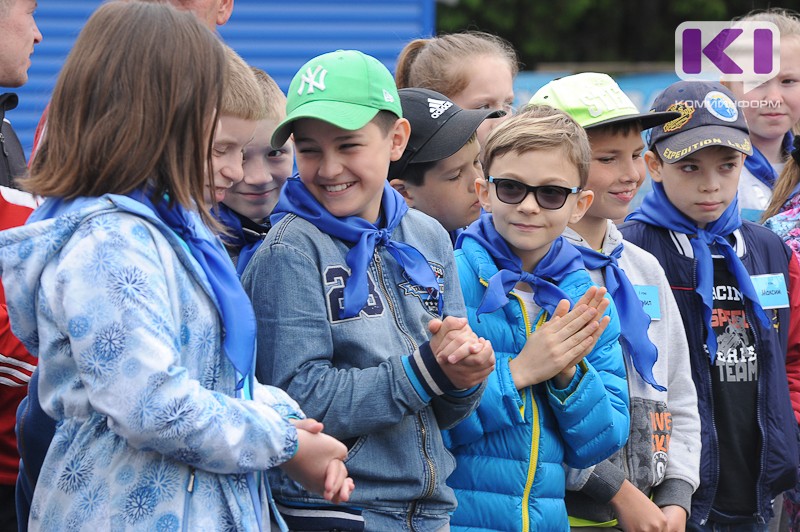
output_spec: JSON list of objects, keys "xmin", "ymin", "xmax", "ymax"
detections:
[
  {"xmin": 395, "ymin": 31, "xmax": 519, "ymax": 95},
  {"xmin": 27, "ymin": 1, "xmax": 226, "ymax": 226}
]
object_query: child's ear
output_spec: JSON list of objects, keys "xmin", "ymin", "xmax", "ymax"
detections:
[
  {"xmin": 570, "ymin": 189, "xmax": 594, "ymax": 224},
  {"xmin": 389, "ymin": 118, "xmax": 411, "ymax": 161},
  {"xmin": 644, "ymin": 151, "xmax": 663, "ymax": 183},
  {"xmin": 389, "ymin": 178, "xmax": 414, "ymax": 207},
  {"xmin": 475, "ymin": 176, "xmax": 492, "ymax": 212}
]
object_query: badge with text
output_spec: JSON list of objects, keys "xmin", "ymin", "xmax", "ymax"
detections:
[
  {"xmin": 634, "ymin": 285, "xmax": 661, "ymax": 320},
  {"xmin": 750, "ymin": 273, "xmax": 789, "ymax": 309}
]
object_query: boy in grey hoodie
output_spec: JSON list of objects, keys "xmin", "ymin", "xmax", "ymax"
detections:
[{"xmin": 530, "ymin": 73, "xmax": 701, "ymax": 530}]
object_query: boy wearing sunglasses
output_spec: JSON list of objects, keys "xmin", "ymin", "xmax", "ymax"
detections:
[
  {"xmin": 445, "ymin": 106, "xmax": 631, "ymax": 530},
  {"xmin": 622, "ymin": 81, "xmax": 800, "ymax": 529},
  {"xmin": 530, "ymin": 73, "xmax": 701, "ymax": 531}
]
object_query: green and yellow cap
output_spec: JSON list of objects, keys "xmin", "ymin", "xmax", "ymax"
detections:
[{"xmin": 528, "ymin": 72, "xmax": 679, "ymax": 130}]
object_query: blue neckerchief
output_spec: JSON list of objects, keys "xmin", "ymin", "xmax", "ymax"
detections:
[
  {"xmin": 577, "ymin": 243, "xmax": 664, "ymax": 391},
  {"xmin": 214, "ymin": 203, "xmax": 269, "ymax": 277},
  {"xmin": 457, "ymin": 213, "xmax": 585, "ymax": 317},
  {"xmin": 627, "ymin": 182, "xmax": 771, "ymax": 362},
  {"xmin": 271, "ymin": 177, "xmax": 441, "ymax": 319},
  {"xmin": 744, "ymin": 131, "xmax": 794, "ymax": 189},
  {"xmin": 127, "ymin": 191, "xmax": 256, "ymax": 390},
  {"xmin": 449, "ymin": 227, "xmax": 464, "ymax": 248},
  {"xmin": 29, "ymin": 193, "xmax": 256, "ymax": 389}
]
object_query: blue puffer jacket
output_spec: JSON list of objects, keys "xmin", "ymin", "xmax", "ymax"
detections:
[{"xmin": 445, "ymin": 237, "xmax": 630, "ymax": 532}]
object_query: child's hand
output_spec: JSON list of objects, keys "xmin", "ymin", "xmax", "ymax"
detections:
[
  {"xmin": 610, "ymin": 480, "xmax": 668, "ymax": 532},
  {"xmin": 280, "ymin": 419, "xmax": 355, "ymax": 504},
  {"xmin": 428, "ymin": 316, "xmax": 483, "ymax": 364},
  {"xmin": 661, "ymin": 505, "xmax": 687, "ymax": 532},
  {"xmin": 510, "ymin": 286, "xmax": 610, "ymax": 389},
  {"xmin": 428, "ymin": 317, "xmax": 495, "ymax": 389}
]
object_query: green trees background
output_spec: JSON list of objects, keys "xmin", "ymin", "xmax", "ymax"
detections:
[{"xmin": 437, "ymin": 0, "xmax": 800, "ymax": 70}]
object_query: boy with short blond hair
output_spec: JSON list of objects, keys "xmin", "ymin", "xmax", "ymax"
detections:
[
  {"xmin": 622, "ymin": 80, "xmax": 800, "ymax": 528},
  {"xmin": 388, "ymin": 87, "xmax": 503, "ymax": 243},
  {"xmin": 530, "ymin": 72, "xmax": 702, "ymax": 531},
  {"xmin": 445, "ymin": 105, "xmax": 630, "ymax": 530},
  {"xmin": 242, "ymin": 49, "xmax": 495, "ymax": 530},
  {"xmin": 219, "ymin": 66, "xmax": 294, "ymax": 274},
  {"xmin": 206, "ymin": 45, "xmax": 264, "ymax": 205}
]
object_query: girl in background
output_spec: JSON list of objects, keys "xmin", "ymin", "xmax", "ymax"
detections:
[{"xmin": 395, "ymin": 31, "xmax": 518, "ymax": 149}]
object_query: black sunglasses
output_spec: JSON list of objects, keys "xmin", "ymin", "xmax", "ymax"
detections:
[{"xmin": 487, "ymin": 176, "xmax": 581, "ymax": 210}]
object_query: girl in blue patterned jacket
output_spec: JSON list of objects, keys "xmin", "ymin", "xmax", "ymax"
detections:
[
  {"xmin": 446, "ymin": 108, "xmax": 630, "ymax": 531},
  {"xmin": 0, "ymin": 3, "xmax": 352, "ymax": 530}
]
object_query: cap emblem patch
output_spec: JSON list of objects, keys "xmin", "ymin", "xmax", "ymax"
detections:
[
  {"xmin": 427, "ymin": 98, "xmax": 453, "ymax": 119},
  {"xmin": 662, "ymin": 102, "xmax": 695, "ymax": 132},
  {"xmin": 297, "ymin": 65, "xmax": 327, "ymax": 95},
  {"xmin": 704, "ymin": 91, "xmax": 738, "ymax": 122}
]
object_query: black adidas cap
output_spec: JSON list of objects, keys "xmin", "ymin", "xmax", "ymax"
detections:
[{"xmin": 388, "ymin": 88, "xmax": 505, "ymax": 180}]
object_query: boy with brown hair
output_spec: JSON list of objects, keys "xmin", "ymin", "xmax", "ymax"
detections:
[
  {"xmin": 622, "ymin": 80, "xmax": 800, "ymax": 528},
  {"xmin": 445, "ymin": 105, "xmax": 630, "ymax": 530},
  {"xmin": 242, "ymin": 49, "xmax": 495, "ymax": 530},
  {"xmin": 387, "ymin": 87, "xmax": 503, "ymax": 244},
  {"xmin": 530, "ymin": 72, "xmax": 702, "ymax": 531}
]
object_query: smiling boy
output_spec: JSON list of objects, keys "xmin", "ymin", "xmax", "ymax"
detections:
[
  {"xmin": 218, "ymin": 67, "xmax": 293, "ymax": 274},
  {"xmin": 445, "ymin": 106, "xmax": 630, "ymax": 531},
  {"xmin": 531, "ymin": 72, "xmax": 701, "ymax": 531},
  {"xmin": 205, "ymin": 46, "xmax": 263, "ymax": 205},
  {"xmin": 242, "ymin": 49, "xmax": 495, "ymax": 530}
]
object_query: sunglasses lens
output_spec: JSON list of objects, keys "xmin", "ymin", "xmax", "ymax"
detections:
[
  {"xmin": 535, "ymin": 186, "xmax": 569, "ymax": 210},
  {"xmin": 495, "ymin": 180, "xmax": 527, "ymax": 204}
]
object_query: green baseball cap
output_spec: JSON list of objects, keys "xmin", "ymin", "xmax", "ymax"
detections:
[
  {"xmin": 271, "ymin": 50, "xmax": 402, "ymax": 147},
  {"xmin": 528, "ymin": 72, "xmax": 679, "ymax": 130}
]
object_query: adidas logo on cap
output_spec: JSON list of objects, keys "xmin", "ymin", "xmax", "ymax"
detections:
[{"xmin": 428, "ymin": 98, "xmax": 453, "ymax": 119}]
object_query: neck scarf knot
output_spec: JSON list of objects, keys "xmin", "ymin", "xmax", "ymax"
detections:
[
  {"xmin": 458, "ymin": 214, "xmax": 585, "ymax": 317},
  {"xmin": 627, "ymin": 182, "xmax": 771, "ymax": 362},
  {"xmin": 271, "ymin": 178, "xmax": 441, "ymax": 319}
]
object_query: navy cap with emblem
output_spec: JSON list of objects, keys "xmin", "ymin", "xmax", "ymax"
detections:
[
  {"xmin": 388, "ymin": 88, "xmax": 505, "ymax": 180},
  {"xmin": 647, "ymin": 81, "xmax": 752, "ymax": 162}
]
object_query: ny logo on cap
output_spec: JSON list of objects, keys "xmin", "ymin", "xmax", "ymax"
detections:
[
  {"xmin": 298, "ymin": 65, "xmax": 327, "ymax": 95},
  {"xmin": 428, "ymin": 98, "xmax": 453, "ymax": 119}
]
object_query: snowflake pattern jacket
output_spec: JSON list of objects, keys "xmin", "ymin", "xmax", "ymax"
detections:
[{"xmin": 0, "ymin": 195, "xmax": 301, "ymax": 531}]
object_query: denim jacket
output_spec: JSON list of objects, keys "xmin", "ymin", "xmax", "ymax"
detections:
[{"xmin": 242, "ymin": 208, "xmax": 485, "ymax": 528}]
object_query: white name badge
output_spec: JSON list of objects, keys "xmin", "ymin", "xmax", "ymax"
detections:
[
  {"xmin": 750, "ymin": 273, "xmax": 790, "ymax": 309},
  {"xmin": 633, "ymin": 285, "xmax": 661, "ymax": 320}
]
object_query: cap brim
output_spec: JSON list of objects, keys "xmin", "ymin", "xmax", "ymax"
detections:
[
  {"xmin": 586, "ymin": 111, "xmax": 681, "ymax": 131},
  {"xmin": 271, "ymin": 100, "xmax": 380, "ymax": 148},
  {"xmin": 654, "ymin": 125, "xmax": 753, "ymax": 162},
  {"xmin": 412, "ymin": 108, "xmax": 504, "ymax": 163}
]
